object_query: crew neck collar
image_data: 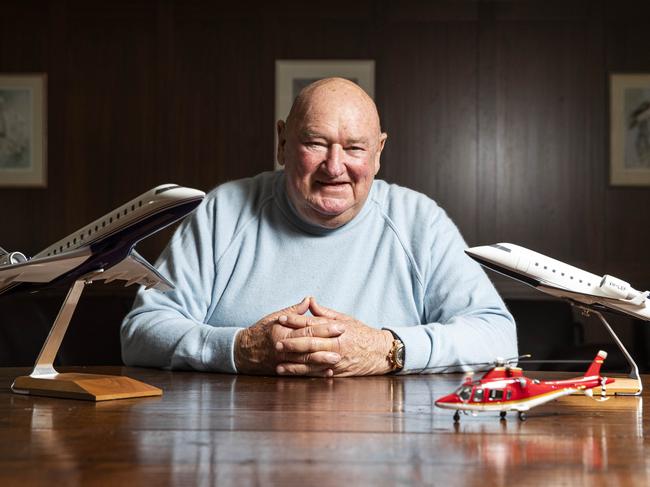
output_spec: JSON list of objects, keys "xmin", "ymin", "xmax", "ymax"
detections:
[{"xmin": 273, "ymin": 171, "xmax": 375, "ymax": 236}]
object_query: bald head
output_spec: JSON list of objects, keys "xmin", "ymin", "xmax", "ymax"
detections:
[{"xmin": 285, "ymin": 77, "xmax": 382, "ymax": 135}]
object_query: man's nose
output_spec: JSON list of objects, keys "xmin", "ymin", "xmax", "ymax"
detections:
[{"xmin": 322, "ymin": 144, "xmax": 345, "ymax": 177}]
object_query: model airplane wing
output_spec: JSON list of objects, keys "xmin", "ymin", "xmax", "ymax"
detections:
[
  {"xmin": 0, "ymin": 248, "xmax": 92, "ymax": 285},
  {"xmin": 87, "ymin": 250, "xmax": 173, "ymax": 291}
]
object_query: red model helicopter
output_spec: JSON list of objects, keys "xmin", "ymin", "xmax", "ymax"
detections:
[{"xmin": 435, "ymin": 350, "xmax": 613, "ymax": 422}]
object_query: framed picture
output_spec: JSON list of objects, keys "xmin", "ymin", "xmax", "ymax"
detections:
[
  {"xmin": 0, "ymin": 74, "xmax": 47, "ymax": 187},
  {"xmin": 610, "ymin": 73, "xmax": 650, "ymax": 186},
  {"xmin": 274, "ymin": 60, "xmax": 375, "ymax": 169}
]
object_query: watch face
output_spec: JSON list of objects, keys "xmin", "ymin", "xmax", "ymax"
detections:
[{"xmin": 396, "ymin": 343, "xmax": 405, "ymax": 366}]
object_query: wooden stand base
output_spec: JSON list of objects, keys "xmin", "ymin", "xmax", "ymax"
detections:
[
  {"xmin": 593, "ymin": 377, "xmax": 642, "ymax": 396},
  {"xmin": 570, "ymin": 377, "xmax": 641, "ymax": 396},
  {"xmin": 11, "ymin": 280, "xmax": 164, "ymax": 402},
  {"xmin": 11, "ymin": 373, "xmax": 163, "ymax": 401}
]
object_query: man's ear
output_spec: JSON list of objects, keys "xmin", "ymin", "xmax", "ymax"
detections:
[
  {"xmin": 374, "ymin": 132, "xmax": 388, "ymax": 175},
  {"xmin": 276, "ymin": 120, "xmax": 287, "ymax": 166}
]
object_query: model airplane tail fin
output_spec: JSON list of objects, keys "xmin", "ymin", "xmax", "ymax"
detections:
[{"xmin": 584, "ymin": 350, "xmax": 607, "ymax": 378}]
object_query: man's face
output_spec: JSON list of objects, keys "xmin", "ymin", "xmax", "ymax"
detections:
[{"xmin": 277, "ymin": 85, "xmax": 387, "ymax": 228}]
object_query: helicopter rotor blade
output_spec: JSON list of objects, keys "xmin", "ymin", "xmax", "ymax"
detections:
[
  {"xmin": 438, "ymin": 361, "xmax": 496, "ymax": 368},
  {"xmin": 423, "ymin": 353, "xmax": 595, "ymax": 371},
  {"xmin": 423, "ymin": 354, "xmax": 535, "ymax": 371},
  {"xmin": 516, "ymin": 360, "xmax": 593, "ymax": 364},
  {"xmin": 504, "ymin": 354, "xmax": 532, "ymax": 364}
]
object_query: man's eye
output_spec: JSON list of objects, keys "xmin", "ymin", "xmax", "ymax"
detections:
[
  {"xmin": 305, "ymin": 141, "xmax": 326, "ymax": 148},
  {"xmin": 346, "ymin": 146, "xmax": 365, "ymax": 152}
]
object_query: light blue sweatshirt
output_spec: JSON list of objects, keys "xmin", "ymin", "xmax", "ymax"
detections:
[{"xmin": 121, "ymin": 171, "xmax": 517, "ymax": 373}]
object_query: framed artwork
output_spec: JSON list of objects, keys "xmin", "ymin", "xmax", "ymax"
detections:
[
  {"xmin": 610, "ymin": 73, "xmax": 650, "ymax": 186},
  {"xmin": 274, "ymin": 59, "xmax": 375, "ymax": 169},
  {"xmin": 0, "ymin": 74, "xmax": 47, "ymax": 187}
]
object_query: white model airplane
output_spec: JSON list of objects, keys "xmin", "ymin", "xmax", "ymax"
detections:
[
  {"xmin": 465, "ymin": 243, "xmax": 650, "ymax": 321},
  {"xmin": 0, "ymin": 184, "xmax": 205, "ymax": 296}
]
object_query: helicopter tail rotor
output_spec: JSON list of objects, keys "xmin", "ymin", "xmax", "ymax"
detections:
[
  {"xmin": 597, "ymin": 377, "xmax": 610, "ymax": 401},
  {"xmin": 583, "ymin": 378, "xmax": 610, "ymax": 402}
]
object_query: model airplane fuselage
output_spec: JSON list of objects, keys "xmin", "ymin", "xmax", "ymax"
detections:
[
  {"xmin": 465, "ymin": 243, "xmax": 650, "ymax": 321},
  {"xmin": 0, "ymin": 184, "xmax": 205, "ymax": 295},
  {"xmin": 435, "ymin": 351, "xmax": 613, "ymax": 421}
]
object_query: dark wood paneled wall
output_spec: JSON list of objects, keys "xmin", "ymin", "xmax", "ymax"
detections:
[
  {"xmin": 1, "ymin": 0, "xmax": 649, "ymax": 279},
  {"xmin": 2, "ymin": 0, "xmax": 649, "ymax": 284},
  {"xmin": 1, "ymin": 1, "xmax": 650, "ymax": 367}
]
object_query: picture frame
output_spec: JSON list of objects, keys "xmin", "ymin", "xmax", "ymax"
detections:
[
  {"xmin": 610, "ymin": 73, "xmax": 650, "ymax": 186},
  {"xmin": 0, "ymin": 74, "xmax": 47, "ymax": 187},
  {"xmin": 274, "ymin": 60, "xmax": 375, "ymax": 169}
]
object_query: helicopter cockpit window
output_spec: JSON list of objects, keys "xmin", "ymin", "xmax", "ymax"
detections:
[
  {"xmin": 488, "ymin": 389, "xmax": 504, "ymax": 401},
  {"xmin": 472, "ymin": 388, "xmax": 484, "ymax": 402},
  {"xmin": 456, "ymin": 386, "xmax": 472, "ymax": 401}
]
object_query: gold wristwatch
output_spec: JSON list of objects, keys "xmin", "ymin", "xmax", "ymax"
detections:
[{"xmin": 387, "ymin": 337, "xmax": 405, "ymax": 371}]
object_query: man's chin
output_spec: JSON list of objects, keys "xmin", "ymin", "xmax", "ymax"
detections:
[
  {"xmin": 310, "ymin": 200, "xmax": 351, "ymax": 218},
  {"xmin": 306, "ymin": 203, "xmax": 356, "ymax": 228},
  {"xmin": 312, "ymin": 207, "xmax": 348, "ymax": 218}
]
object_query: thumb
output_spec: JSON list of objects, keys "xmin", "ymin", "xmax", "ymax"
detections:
[
  {"xmin": 281, "ymin": 297, "xmax": 310, "ymax": 316},
  {"xmin": 309, "ymin": 298, "xmax": 345, "ymax": 319}
]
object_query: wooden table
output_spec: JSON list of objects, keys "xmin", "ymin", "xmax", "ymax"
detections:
[{"xmin": 0, "ymin": 367, "xmax": 648, "ymax": 486}]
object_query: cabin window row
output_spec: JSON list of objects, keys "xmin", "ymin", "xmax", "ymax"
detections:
[
  {"xmin": 533, "ymin": 262, "xmax": 591, "ymax": 286},
  {"xmin": 472, "ymin": 388, "xmax": 512, "ymax": 402},
  {"xmin": 46, "ymin": 200, "xmax": 144, "ymax": 256}
]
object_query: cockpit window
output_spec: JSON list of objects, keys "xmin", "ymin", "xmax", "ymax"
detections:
[
  {"xmin": 472, "ymin": 388, "xmax": 484, "ymax": 402},
  {"xmin": 456, "ymin": 386, "xmax": 472, "ymax": 401},
  {"xmin": 489, "ymin": 244, "xmax": 511, "ymax": 253},
  {"xmin": 155, "ymin": 185, "xmax": 182, "ymax": 195}
]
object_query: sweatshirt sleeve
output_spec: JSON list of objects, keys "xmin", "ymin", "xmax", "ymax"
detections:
[
  {"xmin": 120, "ymin": 196, "xmax": 242, "ymax": 373},
  {"xmin": 383, "ymin": 209, "xmax": 518, "ymax": 373}
]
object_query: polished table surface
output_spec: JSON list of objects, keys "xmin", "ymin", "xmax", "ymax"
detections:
[{"xmin": 0, "ymin": 366, "xmax": 648, "ymax": 486}]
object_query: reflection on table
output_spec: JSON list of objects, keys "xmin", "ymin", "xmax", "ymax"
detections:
[{"xmin": 0, "ymin": 367, "xmax": 648, "ymax": 485}]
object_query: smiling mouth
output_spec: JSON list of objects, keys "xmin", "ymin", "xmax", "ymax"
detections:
[{"xmin": 316, "ymin": 181, "xmax": 349, "ymax": 187}]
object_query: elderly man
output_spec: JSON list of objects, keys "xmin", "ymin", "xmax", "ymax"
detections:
[{"xmin": 121, "ymin": 78, "xmax": 517, "ymax": 376}]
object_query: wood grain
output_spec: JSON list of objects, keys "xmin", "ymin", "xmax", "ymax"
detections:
[
  {"xmin": 0, "ymin": 367, "xmax": 648, "ymax": 486},
  {"xmin": 11, "ymin": 372, "xmax": 162, "ymax": 401}
]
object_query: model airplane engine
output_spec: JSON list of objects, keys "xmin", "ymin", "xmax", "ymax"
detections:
[
  {"xmin": 599, "ymin": 275, "xmax": 640, "ymax": 300},
  {"xmin": 0, "ymin": 248, "xmax": 27, "ymax": 266}
]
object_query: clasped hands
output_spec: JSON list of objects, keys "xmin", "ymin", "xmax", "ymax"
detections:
[{"xmin": 234, "ymin": 297, "xmax": 394, "ymax": 377}]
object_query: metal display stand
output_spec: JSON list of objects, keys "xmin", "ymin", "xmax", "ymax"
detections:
[
  {"xmin": 572, "ymin": 302, "xmax": 642, "ymax": 396},
  {"xmin": 11, "ymin": 277, "xmax": 162, "ymax": 401}
]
